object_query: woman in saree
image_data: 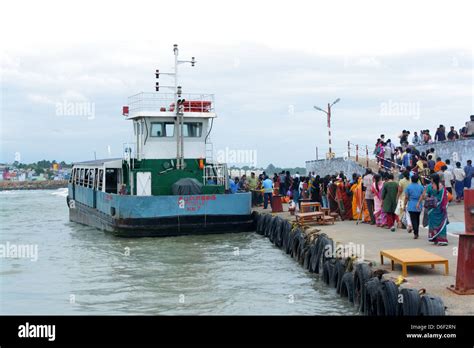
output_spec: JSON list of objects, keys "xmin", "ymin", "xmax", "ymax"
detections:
[
  {"xmin": 351, "ymin": 176, "xmax": 371, "ymax": 222},
  {"xmin": 336, "ymin": 178, "xmax": 353, "ymax": 221},
  {"xmin": 418, "ymin": 173, "xmax": 448, "ymax": 246},
  {"xmin": 371, "ymin": 174, "xmax": 386, "ymax": 227}
]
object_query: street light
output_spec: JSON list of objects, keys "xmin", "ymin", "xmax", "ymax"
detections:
[{"xmin": 314, "ymin": 98, "xmax": 341, "ymax": 159}]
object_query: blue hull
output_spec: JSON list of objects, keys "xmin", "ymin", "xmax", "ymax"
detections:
[{"xmin": 67, "ymin": 184, "xmax": 254, "ymax": 237}]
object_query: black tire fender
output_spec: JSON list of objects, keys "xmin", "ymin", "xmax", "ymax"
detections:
[
  {"xmin": 376, "ymin": 280, "xmax": 399, "ymax": 316},
  {"xmin": 397, "ymin": 288, "xmax": 421, "ymax": 316},
  {"xmin": 340, "ymin": 272, "xmax": 355, "ymax": 303},
  {"xmin": 419, "ymin": 295, "xmax": 445, "ymax": 316}
]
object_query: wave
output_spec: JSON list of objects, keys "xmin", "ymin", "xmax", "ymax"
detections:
[{"xmin": 50, "ymin": 188, "xmax": 68, "ymax": 197}]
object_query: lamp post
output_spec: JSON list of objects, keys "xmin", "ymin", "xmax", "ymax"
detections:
[{"xmin": 314, "ymin": 98, "xmax": 340, "ymax": 159}]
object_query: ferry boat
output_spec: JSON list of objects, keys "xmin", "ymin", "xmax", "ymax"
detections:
[{"xmin": 66, "ymin": 45, "xmax": 253, "ymax": 237}]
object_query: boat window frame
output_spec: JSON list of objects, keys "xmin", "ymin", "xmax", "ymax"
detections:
[
  {"xmin": 183, "ymin": 122, "xmax": 203, "ymax": 137},
  {"xmin": 80, "ymin": 168, "xmax": 85, "ymax": 186},
  {"xmin": 150, "ymin": 122, "xmax": 175, "ymax": 137},
  {"xmin": 98, "ymin": 169, "xmax": 104, "ymax": 191}
]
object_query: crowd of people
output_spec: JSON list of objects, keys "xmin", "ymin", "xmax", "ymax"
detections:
[
  {"xmin": 229, "ymin": 157, "xmax": 473, "ymax": 247},
  {"xmin": 226, "ymin": 116, "xmax": 474, "ymax": 247}
]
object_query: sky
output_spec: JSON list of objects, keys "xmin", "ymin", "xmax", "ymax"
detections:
[{"xmin": 1, "ymin": 0, "xmax": 473, "ymax": 168}]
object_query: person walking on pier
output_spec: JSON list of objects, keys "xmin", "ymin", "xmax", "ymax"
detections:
[
  {"xmin": 453, "ymin": 162, "xmax": 466, "ymax": 202},
  {"xmin": 371, "ymin": 174, "xmax": 385, "ymax": 227},
  {"xmin": 262, "ymin": 175, "xmax": 273, "ymax": 209},
  {"xmin": 404, "ymin": 175, "xmax": 424, "ymax": 239},
  {"xmin": 419, "ymin": 173, "xmax": 449, "ymax": 246},
  {"xmin": 464, "ymin": 160, "xmax": 473, "ymax": 189},
  {"xmin": 363, "ymin": 168, "xmax": 375, "ymax": 225},
  {"xmin": 382, "ymin": 173, "xmax": 398, "ymax": 231}
]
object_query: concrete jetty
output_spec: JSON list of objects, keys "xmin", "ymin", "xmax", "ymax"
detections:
[{"xmin": 253, "ymin": 201, "xmax": 472, "ymax": 315}]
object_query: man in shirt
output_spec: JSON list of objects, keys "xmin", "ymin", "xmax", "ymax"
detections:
[
  {"xmin": 434, "ymin": 125, "xmax": 446, "ymax": 142},
  {"xmin": 230, "ymin": 177, "xmax": 239, "ymax": 194},
  {"xmin": 384, "ymin": 142, "xmax": 392, "ymax": 170},
  {"xmin": 248, "ymin": 172, "xmax": 258, "ymax": 206},
  {"xmin": 412, "ymin": 131, "xmax": 420, "ymax": 145},
  {"xmin": 402, "ymin": 148, "xmax": 412, "ymax": 169},
  {"xmin": 441, "ymin": 165, "xmax": 454, "ymax": 194},
  {"xmin": 447, "ymin": 126, "xmax": 459, "ymax": 141},
  {"xmin": 362, "ymin": 168, "xmax": 375, "ymax": 225},
  {"xmin": 464, "ymin": 160, "xmax": 474, "ymax": 189},
  {"xmin": 467, "ymin": 115, "xmax": 474, "ymax": 137},
  {"xmin": 453, "ymin": 162, "xmax": 466, "ymax": 202},
  {"xmin": 445, "ymin": 159, "xmax": 454, "ymax": 172},
  {"xmin": 433, "ymin": 157, "xmax": 446, "ymax": 173},
  {"xmin": 262, "ymin": 175, "xmax": 273, "ymax": 209}
]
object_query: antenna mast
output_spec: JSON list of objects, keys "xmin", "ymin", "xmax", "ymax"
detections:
[{"xmin": 156, "ymin": 44, "xmax": 196, "ymax": 170}]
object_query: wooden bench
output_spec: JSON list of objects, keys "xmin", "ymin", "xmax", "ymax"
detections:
[
  {"xmin": 295, "ymin": 211, "xmax": 324, "ymax": 226},
  {"xmin": 320, "ymin": 207, "xmax": 338, "ymax": 221},
  {"xmin": 380, "ymin": 248, "xmax": 449, "ymax": 277},
  {"xmin": 321, "ymin": 215, "xmax": 335, "ymax": 224}
]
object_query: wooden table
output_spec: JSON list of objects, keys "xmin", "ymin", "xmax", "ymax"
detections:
[{"xmin": 380, "ymin": 248, "xmax": 449, "ymax": 277}]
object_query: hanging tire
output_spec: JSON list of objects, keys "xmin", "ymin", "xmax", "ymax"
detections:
[
  {"xmin": 297, "ymin": 235, "xmax": 307, "ymax": 264},
  {"xmin": 275, "ymin": 218, "xmax": 284, "ymax": 248},
  {"xmin": 376, "ymin": 280, "xmax": 399, "ymax": 316},
  {"xmin": 268, "ymin": 217, "xmax": 278, "ymax": 243},
  {"xmin": 340, "ymin": 272, "xmax": 355, "ymax": 303},
  {"xmin": 364, "ymin": 277, "xmax": 381, "ymax": 316},
  {"xmin": 282, "ymin": 221, "xmax": 292, "ymax": 254},
  {"xmin": 323, "ymin": 260, "xmax": 331, "ymax": 285},
  {"xmin": 291, "ymin": 229, "xmax": 302, "ymax": 259},
  {"xmin": 334, "ymin": 259, "xmax": 346, "ymax": 293},
  {"xmin": 308, "ymin": 243, "xmax": 319, "ymax": 273},
  {"xmin": 354, "ymin": 263, "xmax": 372, "ymax": 313},
  {"xmin": 419, "ymin": 295, "xmax": 445, "ymax": 316},
  {"xmin": 397, "ymin": 288, "xmax": 421, "ymax": 316},
  {"xmin": 303, "ymin": 245, "xmax": 312, "ymax": 270},
  {"xmin": 314, "ymin": 235, "xmax": 333, "ymax": 274},
  {"xmin": 263, "ymin": 214, "xmax": 272, "ymax": 237},
  {"xmin": 256, "ymin": 214, "xmax": 265, "ymax": 235}
]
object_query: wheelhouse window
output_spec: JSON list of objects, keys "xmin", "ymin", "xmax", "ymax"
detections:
[
  {"xmin": 151, "ymin": 122, "xmax": 175, "ymax": 137},
  {"xmin": 183, "ymin": 122, "xmax": 202, "ymax": 137}
]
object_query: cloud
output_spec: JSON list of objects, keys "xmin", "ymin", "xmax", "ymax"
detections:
[{"xmin": 1, "ymin": 40, "xmax": 472, "ymax": 166}]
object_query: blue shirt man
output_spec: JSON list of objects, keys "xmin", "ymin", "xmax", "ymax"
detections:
[
  {"xmin": 263, "ymin": 178, "xmax": 273, "ymax": 193},
  {"xmin": 230, "ymin": 178, "xmax": 239, "ymax": 193}
]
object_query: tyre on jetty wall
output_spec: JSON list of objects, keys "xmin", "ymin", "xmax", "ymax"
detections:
[
  {"xmin": 364, "ymin": 277, "xmax": 382, "ymax": 316},
  {"xmin": 375, "ymin": 280, "xmax": 399, "ymax": 316},
  {"xmin": 397, "ymin": 288, "xmax": 422, "ymax": 316},
  {"xmin": 254, "ymin": 213, "xmax": 446, "ymax": 317},
  {"xmin": 354, "ymin": 263, "xmax": 373, "ymax": 313},
  {"xmin": 340, "ymin": 272, "xmax": 355, "ymax": 303},
  {"xmin": 419, "ymin": 295, "xmax": 445, "ymax": 316}
]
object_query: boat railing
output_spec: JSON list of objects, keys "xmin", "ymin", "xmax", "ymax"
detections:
[
  {"xmin": 203, "ymin": 163, "xmax": 229, "ymax": 189},
  {"xmin": 128, "ymin": 92, "xmax": 215, "ymax": 115}
]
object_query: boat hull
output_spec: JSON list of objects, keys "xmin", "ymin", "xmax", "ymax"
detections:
[
  {"xmin": 67, "ymin": 184, "xmax": 255, "ymax": 237},
  {"xmin": 69, "ymin": 200, "xmax": 255, "ymax": 237}
]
